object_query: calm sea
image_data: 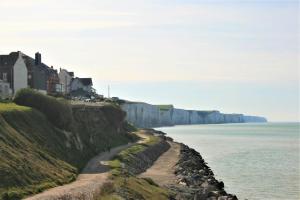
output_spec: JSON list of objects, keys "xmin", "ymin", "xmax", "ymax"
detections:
[{"xmin": 157, "ymin": 123, "xmax": 300, "ymax": 200}]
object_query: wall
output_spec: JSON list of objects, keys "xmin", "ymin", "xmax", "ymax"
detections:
[
  {"xmin": 121, "ymin": 102, "xmax": 267, "ymax": 128},
  {"xmin": 13, "ymin": 53, "xmax": 28, "ymax": 94},
  {"xmin": 59, "ymin": 69, "xmax": 72, "ymax": 94},
  {"xmin": 0, "ymin": 81, "xmax": 11, "ymax": 98}
]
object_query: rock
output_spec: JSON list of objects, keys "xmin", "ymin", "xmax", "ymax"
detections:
[
  {"xmin": 217, "ymin": 181, "xmax": 225, "ymax": 189},
  {"xmin": 179, "ymin": 181, "xmax": 187, "ymax": 186},
  {"xmin": 170, "ymin": 143, "xmax": 238, "ymax": 200},
  {"xmin": 218, "ymin": 196, "xmax": 229, "ymax": 200}
]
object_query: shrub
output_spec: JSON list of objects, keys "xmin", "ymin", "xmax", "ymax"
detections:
[
  {"xmin": 123, "ymin": 122, "xmax": 137, "ymax": 132},
  {"xmin": 13, "ymin": 88, "xmax": 73, "ymax": 130},
  {"xmin": 1, "ymin": 190, "xmax": 24, "ymax": 200},
  {"xmin": 100, "ymin": 182, "xmax": 115, "ymax": 196}
]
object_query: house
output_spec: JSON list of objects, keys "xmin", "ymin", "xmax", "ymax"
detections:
[
  {"xmin": 0, "ymin": 51, "xmax": 28, "ymax": 94},
  {"xmin": 22, "ymin": 52, "xmax": 61, "ymax": 94},
  {"xmin": 58, "ymin": 68, "xmax": 74, "ymax": 94},
  {"xmin": 47, "ymin": 67, "xmax": 61, "ymax": 94},
  {"xmin": 70, "ymin": 77, "xmax": 93, "ymax": 94}
]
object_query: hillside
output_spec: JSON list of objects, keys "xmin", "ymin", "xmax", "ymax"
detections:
[
  {"xmin": 0, "ymin": 90, "xmax": 135, "ymax": 199},
  {"xmin": 0, "ymin": 103, "xmax": 78, "ymax": 199}
]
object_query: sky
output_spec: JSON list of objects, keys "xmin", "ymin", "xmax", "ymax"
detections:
[{"xmin": 0, "ymin": 0, "xmax": 299, "ymax": 121}]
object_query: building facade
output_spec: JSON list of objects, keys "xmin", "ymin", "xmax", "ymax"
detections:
[
  {"xmin": 23, "ymin": 52, "xmax": 61, "ymax": 94},
  {"xmin": 58, "ymin": 68, "xmax": 74, "ymax": 94},
  {"xmin": 0, "ymin": 51, "xmax": 28, "ymax": 95}
]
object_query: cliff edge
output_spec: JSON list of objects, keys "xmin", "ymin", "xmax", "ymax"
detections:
[
  {"xmin": 0, "ymin": 89, "xmax": 135, "ymax": 199},
  {"xmin": 121, "ymin": 101, "xmax": 267, "ymax": 128}
]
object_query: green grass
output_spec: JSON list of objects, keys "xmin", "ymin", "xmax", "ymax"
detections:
[
  {"xmin": 108, "ymin": 145, "xmax": 146, "ymax": 176},
  {"xmin": 104, "ymin": 133, "xmax": 170, "ymax": 200},
  {"xmin": 0, "ymin": 103, "xmax": 31, "ymax": 113},
  {"xmin": 13, "ymin": 88, "xmax": 73, "ymax": 130},
  {"xmin": 109, "ymin": 133, "xmax": 161, "ymax": 176},
  {"xmin": 110, "ymin": 177, "xmax": 170, "ymax": 200},
  {"xmin": 156, "ymin": 104, "xmax": 173, "ymax": 111},
  {"xmin": 0, "ymin": 103, "xmax": 77, "ymax": 199},
  {"xmin": 117, "ymin": 145, "xmax": 146, "ymax": 160},
  {"xmin": 145, "ymin": 134, "xmax": 160, "ymax": 145},
  {"xmin": 0, "ymin": 93, "xmax": 135, "ymax": 199}
]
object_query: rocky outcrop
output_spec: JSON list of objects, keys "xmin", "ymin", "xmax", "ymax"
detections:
[
  {"xmin": 171, "ymin": 144, "xmax": 238, "ymax": 200},
  {"xmin": 121, "ymin": 102, "xmax": 267, "ymax": 128}
]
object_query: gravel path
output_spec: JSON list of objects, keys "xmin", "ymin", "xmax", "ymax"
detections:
[
  {"xmin": 139, "ymin": 141, "xmax": 181, "ymax": 187},
  {"xmin": 24, "ymin": 143, "xmax": 133, "ymax": 200}
]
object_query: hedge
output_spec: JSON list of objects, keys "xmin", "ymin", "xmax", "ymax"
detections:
[{"xmin": 13, "ymin": 88, "xmax": 73, "ymax": 130}]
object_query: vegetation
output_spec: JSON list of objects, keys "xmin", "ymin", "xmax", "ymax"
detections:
[
  {"xmin": 0, "ymin": 103, "xmax": 77, "ymax": 199},
  {"xmin": 111, "ymin": 176, "xmax": 170, "ymax": 200},
  {"xmin": 0, "ymin": 90, "xmax": 135, "ymax": 199},
  {"xmin": 156, "ymin": 104, "xmax": 173, "ymax": 111},
  {"xmin": 123, "ymin": 122, "xmax": 138, "ymax": 132},
  {"xmin": 105, "ymin": 133, "xmax": 170, "ymax": 200},
  {"xmin": 13, "ymin": 88, "xmax": 73, "ymax": 130}
]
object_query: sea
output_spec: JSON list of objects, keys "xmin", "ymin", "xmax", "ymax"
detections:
[{"xmin": 157, "ymin": 122, "xmax": 300, "ymax": 200}]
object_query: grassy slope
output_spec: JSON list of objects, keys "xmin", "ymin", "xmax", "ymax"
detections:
[
  {"xmin": 104, "ymin": 133, "xmax": 170, "ymax": 200},
  {"xmin": 156, "ymin": 104, "xmax": 173, "ymax": 111},
  {"xmin": 0, "ymin": 101, "xmax": 134, "ymax": 199},
  {"xmin": 0, "ymin": 103, "xmax": 77, "ymax": 199}
]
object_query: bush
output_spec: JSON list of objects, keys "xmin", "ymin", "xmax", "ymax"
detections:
[
  {"xmin": 1, "ymin": 190, "xmax": 24, "ymax": 200},
  {"xmin": 13, "ymin": 88, "xmax": 73, "ymax": 130},
  {"xmin": 100, "ymin": 182, "xmax": 115, "ymax": 196},
  {"xmin": 124, "ymin": 122, "xmax": 137, "ymax": 132}
]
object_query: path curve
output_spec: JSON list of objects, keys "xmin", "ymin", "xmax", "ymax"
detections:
[
  {"xmin": 24, "ymin": 143, "xmax": 133, "ymax": 200},
  {"xmin": 139, "ymin": 141, "xmax": 181, "ymax": 187}
]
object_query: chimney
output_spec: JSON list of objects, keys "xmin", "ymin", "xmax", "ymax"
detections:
[
  {"xmin": 35, "ymin": 52, "xmax": 41, "ymax": 65},
  {"xmin": 17, "ymin": 51, "xmax": 23, "ymax": 58}
]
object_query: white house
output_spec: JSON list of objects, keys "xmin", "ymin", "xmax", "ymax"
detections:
[
  {"xmin": 0, "ymin": 51, "xmax": 28, "ymax": 95},
  {"xmin": 58, "ymin": 68, "xmax": 74, "ymax": 94}
]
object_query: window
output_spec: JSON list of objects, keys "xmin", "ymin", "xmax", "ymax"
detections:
[{"xmin": 3, "ymin": 73, "xmax": 7, "ymax": 82}]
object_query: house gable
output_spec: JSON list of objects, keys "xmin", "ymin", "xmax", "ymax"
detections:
[{"xmin": 13, "ymin": 52, "xmax": 28, "ymax": 93}]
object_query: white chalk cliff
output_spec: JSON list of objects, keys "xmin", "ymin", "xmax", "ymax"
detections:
[{"xmin": 121, "ymin": 102, "xmax": 267, "ymax": 128}]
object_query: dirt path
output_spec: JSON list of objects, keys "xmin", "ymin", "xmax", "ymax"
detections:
[
  {"xmin": 24, "ymin": 143, "xmax": 134, "ymax": 200},
  {"xmin": 139, "ymin": 141, "xmax": 181, "ymax": 187}
]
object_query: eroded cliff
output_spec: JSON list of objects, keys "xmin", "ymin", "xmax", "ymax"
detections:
[
  {"xmin": 0, "ymin": 98, "xmax": 134, "ymax": 199},
  {"xmin": 121, "ymin": 102, "xmax": 267, "ymax": 128}
]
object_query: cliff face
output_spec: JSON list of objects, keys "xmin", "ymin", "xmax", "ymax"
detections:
[
  {"xmin": 0, "ymin": 102, "xmax": 134, "ymax": 199},
  {"xmin": 70, "ymin": 104, "xmax": 134, "ymax": 167},
  {"xmin": 121, "ymin": 102, "xmax": 267, "ymax": 128}
]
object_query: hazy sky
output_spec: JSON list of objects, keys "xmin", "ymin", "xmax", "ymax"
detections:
[{"xmin": 0, "ymin": 0, "xmax": 299, "ymax": 121}]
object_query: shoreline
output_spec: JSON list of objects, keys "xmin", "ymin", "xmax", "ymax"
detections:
[
  {"xmin": 171, "ymin": 141, "xmax": 238, "ymax": 200},
  {"xmin": 22, "ymin": 129, "xmax": 238, "ymax": 200},
  {"xmin": 138, "ymin": 129, "xmax": 238, "ymax": 200}
]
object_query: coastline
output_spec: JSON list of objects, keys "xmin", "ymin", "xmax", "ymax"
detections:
[
  {"xmin": 170, "ymin": 142, "xmax": 238, "ymax": 200},
  {"xmin": 157, "ymin": 123, "xmax": 300, "ymax": 200},
  {"xmin": 129, "ymin": 129, "xmax": 239, "ymax": 200}
]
